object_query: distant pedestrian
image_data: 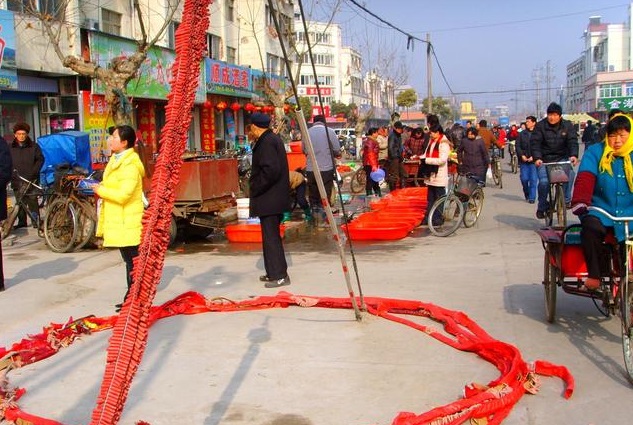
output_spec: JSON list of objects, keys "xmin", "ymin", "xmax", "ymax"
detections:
[
  {"xmin": 248, "ymin": 112, "xmax": 291, "ymax": 288},
  {"xmin": 0, "ymin": 136, "xmax": 13, "ymax": 291},
  {"xmin": 582, "ymin": 120, "xmax": 597, "ymax": 148},
  {"xmin": 94, "ymin": 125, "xmax": 145, "ymax": 312},
  {"xmin": 362, "ymin": 127, "xmax": 381, "ymax": 197},
  {"xmin": 387, "ymin": 121, "xmax": 406, "ymax": 190},
  {"xmin": 515, "ymin": 116, "xmax": 539, "ymax": 203},
  {"xmin": 304, "ymin": 115, "xmax": 340, "ymax": 223},
  {"xmin": 9, "ymin": 123, "xmax": 44, "ymax": 229},
  {"xmin": 457, "ymin": 127, "xmax": 489, "ymax": 183}
]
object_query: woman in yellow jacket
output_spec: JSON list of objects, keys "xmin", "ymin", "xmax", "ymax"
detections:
[{"xmin": 94, "ymin": 125, "xmax": 145, "ymax": 311}]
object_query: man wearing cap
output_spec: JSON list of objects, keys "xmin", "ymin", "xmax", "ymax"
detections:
[
  {"xmin": 9, "ymin": 123, "xmax": 44, "ymax": 229},
  {"xmin": 532, "ymin": 102, "xmax": 579, "ymax": 219},
  {"xmin": 247, "ymin": 113, "xmax": 291, "ymax": 288},
  {"xmin": 304, "ymin": 114, "xmax": 340, "ymax": 224}
]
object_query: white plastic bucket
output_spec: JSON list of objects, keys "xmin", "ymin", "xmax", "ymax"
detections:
[{"xmin": 236, "ymin": 198, "xmax": 250, "ymax": 220}]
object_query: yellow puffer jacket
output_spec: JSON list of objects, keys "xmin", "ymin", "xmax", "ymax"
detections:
[{"xmin": 95, "ymin": 148, "xmax": 145, "ymax": 248}]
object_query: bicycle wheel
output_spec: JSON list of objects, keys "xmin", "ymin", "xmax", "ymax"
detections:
[
  {"xmin": 511, "ymin": 155, "xmax": 518, "ymax": 174},
  {"xmin": 350, "ymin": 169, "xmax": 366, "ymax": 194},
  {"xmin": 428, "ymin": 195, "xmax": 464, "ymax": 237},
  {"xmin": 543, "ymin": 251, "xmax": 558, "ymax": 323},
  {"xmin": 74, "ymin": 200, "xmax": 97, "ymax": 250},
  {"xmin": 554, "ymin": 184, "xmax": 566, "ymax": 228},
  {"xmin": 463, "ymin": 188, "xmax": 484, "ymax": 228},
  {"xmin": 44, "ymin": 198, "xmax": 78, "ymax": 253},
  {"xmin": 492, "ymin": 161, "xmax": 501, "ymax": 187},
  {"xmin": 1, "ymin": 205, "xmax": 19, "ymax": 240},
  {"xmin": 496, "ymin": 160, "xmax": 503, "ymax": 189},
  {"xmin": 621, "ymin": 245, "xmax": 633, "ymax": 383}
]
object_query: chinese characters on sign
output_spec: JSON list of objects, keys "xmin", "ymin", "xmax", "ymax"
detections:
[
  {"xmin": 201, "ymin": 103, "xmax": 215, "ymax": 153},
  {"xmin": 81, "ymin": 91, "xmax": 115, "ymax": 161},
  {"xmin": 600, "ymin": 97, "xmax": 633, "ymax": 112},
  {"xmin": 306, "ymin": 87, "xmax": 332, "ymax": 96},
  {"xmin": 205, "ymin": 58, "xmax": 252, "ymax": 97}
]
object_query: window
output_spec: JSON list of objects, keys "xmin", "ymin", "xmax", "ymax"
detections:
[
  {"xmin": 626, "ymin": 83, "xmax": 633, "ymax": 97},
  {"xmin": 225, "ymin": 0, "xmax": 234, "ymax": 21},
  {"xmin": 168, "ymin": 21, "xmax": 180, "ymax": 49},
  {"xmin": 267, "ymin": 53, "xmax": 281, "ymax": 75},
  {"xmin": 101, "ymin": 9, "xmax": 122, "ymax": 36},
  {"xmin": 226, "ymin": 47, "xmax": 236, "ymax": 64},
  {"xmin": 7, "ymin": 0, "xmax": 24, "ymax": 12},
  {"xmin": 39, "ymin": 0, "xmax": 65, "ymax": 20},
  {"xmin": 600, "ymin": 83, "xmax": 622, "ymax": 98},
  {"xmin": 208, "ymin": 34, "xmax": 222, "ymax": 60}
]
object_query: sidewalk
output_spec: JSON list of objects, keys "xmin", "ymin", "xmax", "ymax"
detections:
[{"xmin": 1, "ymin": 171, "xmax": 631, "ymax": 424}]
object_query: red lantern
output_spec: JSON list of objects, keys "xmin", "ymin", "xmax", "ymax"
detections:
[
  {"xmin": 216, "ymin": 101, "xmax": 227, "ymax": 111},
  {"xmin": 230, "ymin": 102, "xmax": 241, "ymax": 112},
  {"xmin": 203, "ymin": 100, "xmax": 211, "ymax": 108},
  {"xmin": 244, "ymin": 103, "xmax": 255, "ymax": 112},
  {"xmin": 283, "ymin": 104, "xmax": 291, "ymax": 114},
  {"xmin": 263, "ymin": 105, "xmax": 273, "ymax": 113}
]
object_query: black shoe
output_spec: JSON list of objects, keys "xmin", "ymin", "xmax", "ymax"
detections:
[
  {"xmin": 259, "ymin": 275, "xmax": 274, "ymax": 282},
  {"xmin": 13, "ymin": 223, "xmax": 27, "ymax": 230},
  {"xmin": 115, "ymin": 303, "xmax": 123, "ymax": 312},
  {"xmin": 528, "ymin": 200, "xmax": 535, "ymax": 204},
  {"xmin": 536, "ymin": 210, "xmax": 546, "ymax": 219},
  {"xmin": 264, "ymin": 275, "xmax": 291, "ymax": 288}
]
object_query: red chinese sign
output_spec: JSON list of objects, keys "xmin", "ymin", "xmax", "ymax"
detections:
[
  {"xmin": 306, "ymin": 87, "xmax": 332, "ymax": 96},
  {"xmin": 137, "ymin": 101, "xmax": 157, "ymax": 153},
  {"xmin": 201, "ymin": 102, "xmax": 215, "ymax": 153}
]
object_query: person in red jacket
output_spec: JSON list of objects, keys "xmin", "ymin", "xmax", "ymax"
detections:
[{"xmin": 362, "ymin": 127, "xmax": 381, "ymax": 197}]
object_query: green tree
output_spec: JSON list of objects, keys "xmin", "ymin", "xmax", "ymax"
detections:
[
  {"xmin": 421, "ymin": 97, "xmax": 453, "ymax": 124},
  {"xmin": 298, "ymin": 97, "xmax": 313, "ymax": 122},
  {"xmin": 396, "ymin": 89, "xmax": 418, "ymax": 110},
  {"xmin": 330, "ymin": 101, "xmax": 350, "ymax": 117}
]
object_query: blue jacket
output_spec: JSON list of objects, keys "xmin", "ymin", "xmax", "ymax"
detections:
[{"xmin": 576, "ymin": 143, "xmax": 633, "ymax": 241}]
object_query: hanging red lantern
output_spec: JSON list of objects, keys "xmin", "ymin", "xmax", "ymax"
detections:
[
  {"xmin": 263, "ymin": 105, "xmax": 273, "ymax": 113},
  {"xmin": 255, "ymin": 105, "xmax": 263, "ymax": 112},
  {"xmin": 216, "ymin": 101, "xmax": 227, "ymax": 111},
  {"xmin": 283, "ymin": 104, "xmax": 291, "ymax": 114},
  {"xmin": 230, "ymin": 102, "xmax": 241, "ymax": 112},
  {"xmin": 203, "ymin": 100, "xmax": 211, "ymax": 108},
  {"xmin": 244, "ymin": 103, "xmax": 255, "ymax": 112}
]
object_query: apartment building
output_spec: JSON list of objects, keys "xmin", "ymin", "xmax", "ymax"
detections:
[{"xmin": 0, "ymin": 0, "xmax": 293, "ymax": 159}]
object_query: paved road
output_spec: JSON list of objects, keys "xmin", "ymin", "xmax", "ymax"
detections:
[{"xmin": 1, "ymin": 162, "xmax": 630, "ymax": 424}]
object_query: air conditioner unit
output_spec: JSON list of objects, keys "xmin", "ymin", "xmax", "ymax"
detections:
[
  {"xmin": 40, "ymin": 97, "xmax": 61, "ymax": 114},
  {"xmin": 83, "ymin": 18, "xmax": 99, "ymax": 31}
]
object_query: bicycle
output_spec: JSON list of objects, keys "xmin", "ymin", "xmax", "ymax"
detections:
[
  {"xmin": 490, "ymin": 146, "xmax": 503, "ymax": 188},
  {"xmin": 538, "ymin": 206, "xmax": 633, "ymax": 383},
  {"xmin": 428, "ymin": 173, "xmax": 485, "ymax": 237},
  {"xmin": 541, "ymin": 161, "xmax": 571, "ymax": 229},
  {"xmin": 44, "ymin": 173, "xmax": 98, "ymax": 253},
  {"xmin": 508, "ymin": 141, "xmax": 518, "ymax": 174},
  {"xmin": 1, "ymin": 173, "xmax": 48, "ymax": 240}
]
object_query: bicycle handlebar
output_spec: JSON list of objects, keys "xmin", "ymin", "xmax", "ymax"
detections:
[
  {"xmin": 587, "ymin": 206, "xmax": 633, "ymax": 223},
  {"xmin": 541, "ymin": 160, "xmax": 572, "ymax": 166}
]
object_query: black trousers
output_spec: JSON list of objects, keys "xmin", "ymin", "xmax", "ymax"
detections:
[
  {"xmin": 425, "ymin": 185, "xmax": 446, "ymax": 225},
  {"xmin": 260, "ymin": 214, "xmax": 287, "ymax": 279},
  {"xmin": 363, "ymin": 165, "xmax": 381, "ymax": 196},
  {"xmin": 580, "ymin": 215, "xmax": 622, "ymax": 279},
  {"xmin": 306, "ymin": 170, "xmax": 335, "ymax": 210},
  {"xmin": 119, "ymin": 245, "xmax": 139, "ymax": 301}
]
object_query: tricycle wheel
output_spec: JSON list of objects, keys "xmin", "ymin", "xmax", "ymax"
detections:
[{"xmin": 544, "ymin": 251, "xmax": 558, "ymax": 323}]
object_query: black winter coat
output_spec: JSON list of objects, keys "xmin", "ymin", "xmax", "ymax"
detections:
[
  {"xmin": 457, "ymin": 136, "xmax": 489, "ymax": 178},
  {"xmin": 0, "ymin": 138, "xmax": 12, "ymax": 220},
  {"xmin": 249, "ymin": 129, "xmax": 290, "ymax": 217},
  {"xmin": 10, "ymin": 137, "xmax": 44, "ymax": 184},
  {"xmin": 531, "ymin": 118, "xmax": 578, "ymax": 162},
  {"xmin": 515, "ymin": 129, "xmax": 535, "ymax": 164}
]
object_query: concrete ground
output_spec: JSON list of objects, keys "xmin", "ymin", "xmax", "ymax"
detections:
[{"xmin": 1, "ymin": 163, "xmax": 631, "ymax": 424}]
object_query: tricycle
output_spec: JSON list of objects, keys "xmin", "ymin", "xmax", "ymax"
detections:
[{"xmin": 536, "ymin": 206, "xmax": 633, "ymax": 383}]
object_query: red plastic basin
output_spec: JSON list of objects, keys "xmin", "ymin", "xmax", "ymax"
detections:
[
  {"xmin": 225, "ymin": 223, "xmax": 286, "ymax": 243},
  {"xmin": 341, "ymin": 221, "xmax": 412, "ymax": 241}
]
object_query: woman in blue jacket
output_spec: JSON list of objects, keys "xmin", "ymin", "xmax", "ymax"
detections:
[{"xmin": 571, "ymin": 114, "xmax": 633, "ymax": 290}]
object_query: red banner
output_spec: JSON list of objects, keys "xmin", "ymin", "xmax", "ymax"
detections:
[{"xmin": 201, "ymin": 102, "xmax": 215, "ymax": 153}]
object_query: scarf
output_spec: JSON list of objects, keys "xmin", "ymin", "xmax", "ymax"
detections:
[{"xmin": 599, "ymin": 114, "xmax": 633, "ymax": 192}]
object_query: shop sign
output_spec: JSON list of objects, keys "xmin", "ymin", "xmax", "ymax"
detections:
[
  {"xmin": 90, "ymin": 33, "xmax": 205, "ymax": 101},
  {"xmin": 251, "ymin": 69, "xmax": 286, "ymax": 99},
  {"xmin": 200, "ymin": 102, "xmax": 215, "ymax": 153},
  {"xmin": 205, "ymin": 58, "xmax": 252, "ymax": 97},
  {"xmin": 81, "ymin": 91, "xmax": 115, "ymax": 161},
  {"xmin": 306, "ymin": 87, "xmax": 331, "ymax": 96},
  {"xmin": 0, "ymin": 9, "xmax": 18, "ymax": 89},
  {"xmin": 600, "ymin": 97, "xmax": 633, "ymax": 112},
  {"xmin": 137, "ymin": 101, "xmax": 157, "ymax": 153}
]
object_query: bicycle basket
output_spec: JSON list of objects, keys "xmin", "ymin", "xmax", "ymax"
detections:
[
  {"xmin": 545, "ymin": 163, "xmax": 571, "ymax": 184},
  {"xmin": 455, "ymin": 175, "xmax": 479, "ymax": 200}
]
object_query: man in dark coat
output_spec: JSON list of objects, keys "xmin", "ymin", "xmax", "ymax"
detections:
[
  {"xmin": 9, "ymin": 123, "xmax": 44, "ymax": 228},
  {"xmin": 248, "ymin": 112, "xmax": 291, "ymax": 288},
  {"xmin": 457, "ymin": 127, "xmax": 489, "ymax": 184},
  {"xmin": 387, "ymin": 121, "xmax": 405, "ymax": 190},
  {"xmin": 531, "ymin": 102, "xmax": 579, "ymax": 218},
  {"xmin": 1, "ymin": 136, "xmax": 13, "ymax": 291},
  {"xmin": 581, "ymin": 120, "xmax": 597, "ymax": 148},
  {"xmin": 515, "ymin": 116, "xmax": 538, "ymax": 203}
]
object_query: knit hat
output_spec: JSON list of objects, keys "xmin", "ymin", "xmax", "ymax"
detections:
[
  {"xmin": 393, "ymin": 121, "xmax": 403, "ymax": 129},
  {"xmin": 13, "ymin": 122, "xmax": 30, "ymax": 134},
  {"xmin": 546, "ymin": 102, "xmax": 562, "ymax": 115},
  {"xmin": 250, "ymin": 112, "xmax": 271, "ymax": 129}
]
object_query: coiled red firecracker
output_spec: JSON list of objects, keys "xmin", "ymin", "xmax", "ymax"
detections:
[
  {"xmin": 1, "ymin": 292, "xmax": 573, "ymax": 425},
  {"xmin": 88, "ymin": 0, "xmax": 212, "ymax": 422}
]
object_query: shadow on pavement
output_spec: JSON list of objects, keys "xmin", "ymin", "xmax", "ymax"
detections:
[{"xmin": 5, "ymin": 257, "xmax": 79, "ymax": 289}]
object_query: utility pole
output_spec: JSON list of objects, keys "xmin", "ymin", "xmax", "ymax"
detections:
[
  {"xmin": 546, "ymin": 60, "xmax": 552, "ymax": 106},
  {"xmin": 533, "ymin": 67, "xmax": 541, "ymax": 117},
  {"xmin": 426, "ymin": 33, "xmax": 432, "ymax": 115}
]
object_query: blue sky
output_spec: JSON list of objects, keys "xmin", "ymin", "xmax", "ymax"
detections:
[{"xmin": 308, "ymin": 0, "xmax": 629, "ymax": 114}]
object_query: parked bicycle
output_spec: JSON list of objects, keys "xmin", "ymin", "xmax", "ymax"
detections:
[
  {"xmin": 541, "ymin": 161, "xmax": 572, "ymax": 228},
  {"xmin": 428, "ymin": 173, "xmax": 485, "ymax": 237},
  {"xmin": 490, "ymin": 146, "xmax": 503, "ymax": 188},
  {"xmin": 1, "ymin": 173, "xmax": 48, "ymax": 240},
  {"xmin": 44, "ymin": 172, "xmax": 99, "ymax": 253},
  {"xmin": 508, "ymin": 141, "xmax": 518, "ymax": 174}
]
